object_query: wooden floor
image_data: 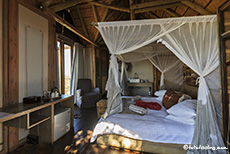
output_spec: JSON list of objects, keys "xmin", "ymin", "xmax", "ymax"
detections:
[{"xmin": 9, "ymin": 105, "xmax": 150, "ymax": 154}]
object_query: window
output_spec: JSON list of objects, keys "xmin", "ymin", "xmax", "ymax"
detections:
[
  {"xmin": 57, "ymin": 36, "xmax": 73, "ymax": 94},
  {"xmin": 64, "ymin": 44, "xmax": 71, "ymax": 95}
]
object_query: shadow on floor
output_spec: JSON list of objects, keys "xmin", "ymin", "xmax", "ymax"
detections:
[{"xmin": 10, "ymin": 105, "xmax": 149, "ymax": 154}]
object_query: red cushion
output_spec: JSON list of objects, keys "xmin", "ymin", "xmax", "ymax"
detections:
[{"xmin": 135, "ymin": 101, "xmax": 162, "ymax": 110}]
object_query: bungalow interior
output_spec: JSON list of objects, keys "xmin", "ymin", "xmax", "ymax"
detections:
[{"xmin": 0, "ymin": 0, "xmax": 230, "ymax": 154}]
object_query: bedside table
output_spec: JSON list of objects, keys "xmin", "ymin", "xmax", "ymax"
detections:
[{"xmin": 96, "ymin": 99, "xmax": 107, "ymax": 118}]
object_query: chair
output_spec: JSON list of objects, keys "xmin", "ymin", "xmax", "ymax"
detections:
[{"xmin": 76, "ymin": 79, "xmax": 102, "ymax": 109}]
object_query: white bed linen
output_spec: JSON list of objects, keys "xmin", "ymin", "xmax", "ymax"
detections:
[{"xmin": 91, "ymin": 97, "xmax": 195, "ymax": 144}]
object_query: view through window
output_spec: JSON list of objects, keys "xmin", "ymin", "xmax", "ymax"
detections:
[{"xmin": 64, "ymin": 44, "xmax": 71, "ymax": 95}]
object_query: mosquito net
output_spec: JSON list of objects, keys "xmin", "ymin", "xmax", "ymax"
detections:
[{"xmin": 95, "ymin": 15, "xmax": 225, "ymax": 153}]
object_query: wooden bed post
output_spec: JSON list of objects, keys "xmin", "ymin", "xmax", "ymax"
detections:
[{"xmin": 153, "ymin": 66, "xmax": 159, "ymax": 92}]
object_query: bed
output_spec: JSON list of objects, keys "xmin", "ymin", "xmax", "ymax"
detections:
[{"xmin": 91, "ymin": 94, "xmax": 196, "ymax": 154}]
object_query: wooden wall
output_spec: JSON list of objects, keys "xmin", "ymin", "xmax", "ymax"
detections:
[
  {"xmin": 95, "ymin": 47, "xmax": 109, "ymax": 95},
  {"xmin": 0, "ymin": 0, "xmax": 3, "ymax": 151},
  {"xmin": 3, "ymin": 0, "xmax": 19, "ymax": 151},
  {"xmin": 1, "ymin": 0, "xmax": 57, "ymax": 152},
  {"xmin": 84, "ymin": 46, "xmax": 109, "ymax": 95}
]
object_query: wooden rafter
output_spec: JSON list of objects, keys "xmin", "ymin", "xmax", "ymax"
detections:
[
  {"xmin": 163, "ymin": 8, "xmax": 180, "ymax": 17},
  {"xmin": 94, "ymin": 1, "xmax": 127, "ymax": 43},
  {"xmin": 49, "ymin": 0, "xmax": 93, "ymax": 12},
  {"xmin": 46, "ymin": 9, "xmax": 99, "ymax": 47},
  {"xmin": 92, "ymin": 5, "xmax": 99, "ymax": 23},
  {"xmin": 97, "ymin": 12, "xmax": 126, "ymax": 44},
  {"xmin": 129, "ymin": 0, "xmax": 135, "ymax": 20},
  {"xmin": 94, "ymin": 11, "xmax": 114, "ymax": 42},
  {"xmin": 103, "ymin": 0, "xmax": 127, "ymax": 21},
  {"xmin": 181, "ymin": 1, "xmax": 212, "ymax": 15},
  {"xmin": 131, "ymin": 0, "xmax": 181, "ymax": 10},
  {"xmin": 135, "ymin": 2, "xmax": 182, "ymax": 14},
  {"xmin": 116, "ymin": 12, "xmax": 126, "ymax": 21},
  {"xmin": 89, "ymin": 1, "xmax": 130, "ymax": 13},
  {"xmin": 94, "ymin": 0, "xmax": 113, "ymax": 42},
  {"xmin": 138, "ymin": 13, "xmax": 147, "ymax": 19},
  {"xmin": 76, "ymin": 7, "xmax": 89, "ymax": 37},
  {"xmin": 147, "ymin": 11, "xmax": 159, "ymax": 18}
]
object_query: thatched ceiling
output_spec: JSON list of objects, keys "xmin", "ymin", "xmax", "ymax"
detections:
[{"xmin": 37, "ymin": 0, "xmax": 226, "ymax": 47}]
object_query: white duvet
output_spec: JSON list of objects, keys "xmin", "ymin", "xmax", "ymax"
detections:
[{"xmin": 90, "ymin": 97, "xmax": 194, "ymax": 144}]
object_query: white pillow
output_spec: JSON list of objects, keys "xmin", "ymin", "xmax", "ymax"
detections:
[
  {"xmin": 167, "ymin": 99, "xmax": 197, "ymax": 118},
  {"xmin": 175, "ymin": 92, "xmax": 192, "ymax": 101},
  {"xmin": 166, "ymin": 114, "xmax": 195, "ymax": 125},
  {"xmin": 154, "ymin": 90, "xmax": 167, "ymax": 97},
  {"xmin": 183, "ymin": 94, "xmax": 192, "ymax": 100},
  {"xmin": 75, "ymin": 89, "xmax": 82, "ymax": 107},
  {"xmin": 76, "ymin": 89, "xmax": 81, "ymax": 99},
  {"xmin": 155, "ymin": 95, "xmax": 164, "ymax": 101}
]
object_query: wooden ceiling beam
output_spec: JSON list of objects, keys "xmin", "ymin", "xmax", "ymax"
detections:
[
  {"xmin": 104, "ymin": 1, "xmax": 127, "ymax": 21},
  {"xmin": 92, "ymin": 5, "xmax": 99, "ymax": 23},
  {"xmin": 129, "ymin": 0, "xmax": 135, "ymax": 20},
  {"xmin": 181, "ymin": 1, "xmax": 212, "ymax": 15},
  {"xmin": 76, "ymin": 7, "xmax": 89, "ymax": 37},
  {"xmin": 89, "ymin": 1, "xmax": 130, "ymax": 13},
  {"xmin": 135, "ymin": 2, "xmax": 182, "ymax": 14},
  {"xmin": 147, "ymin": 11, "xmax": 159, "ymax": 19},
  {"xmin": 138, "ymin": 14, "xmax": 147, "ymax": 19},
  {"xmin": 117, "ymin": 12, "xmax": 126, "ymax": 21},
  {"xmin": 94, "ymin": 0, "xmax": 113, "ymax": 42},
  {"xmin": 96, "ymin": 12, "xmax": 126, "ymax": 44},
  {"xmin": 46, "ymin": 9, "xmax": 99, "ymax": 47},
  {"xmin": 49, "ymin": 0, "xmax": 93, "ymax": 12},
  {"xmin": 131, "ymin": 0, "xmax": 181, "ymax": 10},
  {"xmin": 163, "ymin": 8, "xmax": 180, "ymax": 17}
]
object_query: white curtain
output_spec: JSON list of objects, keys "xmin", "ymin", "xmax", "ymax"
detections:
[
  {"xmin": 147, "ymin": 53, "xmax": 183, "ymax": 91},
  {"xmin": 70, "ymin": 43, "xmax": 82, "ymax": 103},
  {"xmin": 160, "ymin": 18, "xmax": 225, "ymax": 153}
]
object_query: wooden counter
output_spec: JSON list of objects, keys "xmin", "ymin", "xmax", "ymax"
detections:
[
  {"xmin": 0, "ymin": 95, "xmax": 74, "ymax": 153},
  {"xmin": 128, "ymin": 82, "xmax": 154, "ymax": 96}
]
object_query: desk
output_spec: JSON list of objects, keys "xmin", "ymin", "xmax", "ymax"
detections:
[
  {"xmin": 0, "ymin": 95, "xmax": 74, "ymax": 153},
  {"xmin": 128, "ymin": 82, "xmax": 154, "ymax": 96}
]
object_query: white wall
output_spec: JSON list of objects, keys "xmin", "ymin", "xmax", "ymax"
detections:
[
  {"xmin": 19, "ymin": 5, "xmax": 48, "ymax": 102},
  {"xmin": 18, "ymin": 5, "xmax": 48, "ymax": 140},
  {"xmin": 128, "ymin": 60, "xmax": 153, "ymax": 96},
  {"xmin": 0, "ymin": 0, "xmax": 3, "ymax": 151}
]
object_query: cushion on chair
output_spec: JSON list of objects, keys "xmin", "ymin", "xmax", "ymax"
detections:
[
  {"xmin": 77, "ymin": 79, "xmax": 92, "ymax": 94},
  {"xmin": 81, "ymin": 93, "xmax": 102, "ymax": 108},
  {"xmin": 76, "ymin": 79, "xmax": 102, "ymax": 108}
]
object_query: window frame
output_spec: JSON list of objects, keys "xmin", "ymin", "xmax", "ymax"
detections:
[{"xmin": 57, "ymin": 34, "xmax": 74, "ymax": 94}]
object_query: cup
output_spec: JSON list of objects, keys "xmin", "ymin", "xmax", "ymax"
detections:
[{"xmin": 51, "ymin": 92, "xmax": 55, "ymax": 98}]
